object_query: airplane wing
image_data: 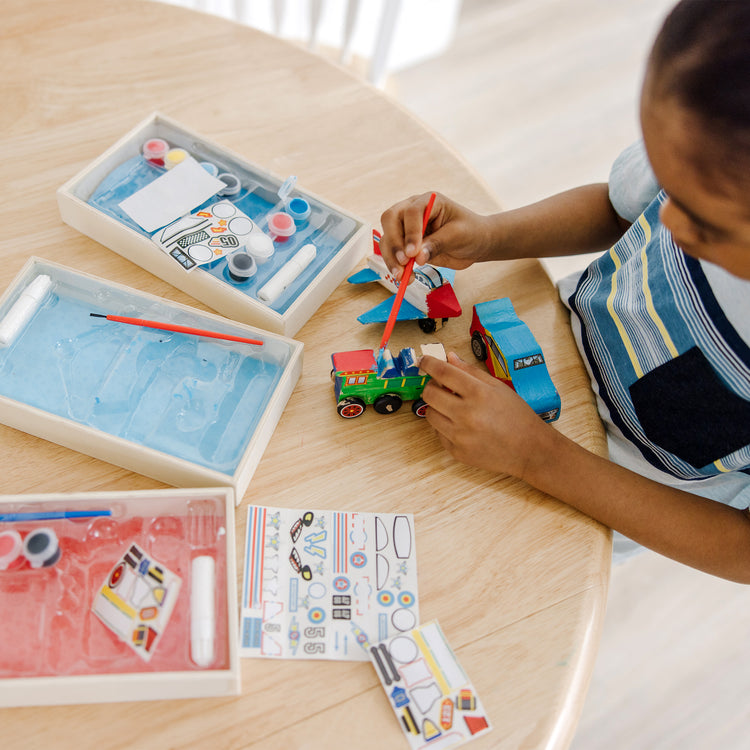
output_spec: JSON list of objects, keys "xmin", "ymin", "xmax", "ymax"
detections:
[
  {"xmin": 347, "ymin": 268, "xmax": 381, "ymax": 284},
  {"xmin": 356, "ymin": 295, "xmax": 425, "ymax": 325}
]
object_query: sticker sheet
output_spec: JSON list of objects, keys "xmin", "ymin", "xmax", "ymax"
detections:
[
  {"xmin": 154, "ymin": 200, "xmax": 267, "ymax": 271},
  {"xmin": 92, "ymin": 542, "xmax": 182, "ymax": 662},
  {"xmin": 370, "ymin": 621, "xmax": 492, "ymax": 750},
  {"xmin": 240, "ymin": 505, "xmax": 418, "ymax": 660}
]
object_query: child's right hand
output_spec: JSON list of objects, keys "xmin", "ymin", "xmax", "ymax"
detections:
[
  {"xmin": 418, "ymin": 352, "xmax": 552, "ymax": 479},
  {"xmin": 379, "ymin": 192, "xmax": 497, "ymax": 281}
]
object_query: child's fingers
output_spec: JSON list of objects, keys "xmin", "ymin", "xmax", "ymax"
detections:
[
  {"xmin": 379, "ymin": 193, "xmax": 438, "ymax": 279},
  {"xmin": 445, "ymin": 352, "xmax": 504, "ymax": 387},
  {"xmin": 401, "ymin": 193, "xmax": 436, "ymax": 261},
  {"xmin": 419, "ymin": 353, "xmax": 490, "ymax": 397}
]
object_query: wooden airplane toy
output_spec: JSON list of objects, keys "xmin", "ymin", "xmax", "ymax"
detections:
[{"xmin": 347, "ymin": 230, "xmax": 462, "ymax": 333}]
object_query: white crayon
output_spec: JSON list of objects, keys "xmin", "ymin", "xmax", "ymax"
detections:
[
  {"xmin": 258, "ymin": 243, "xmax": 317, "ymax": 304},
  {"xmin": 0, "ymin": 274, "xmax": 52, "ymax": 346},
  {"xmin": 190, "ymin": 555, "xmax": 216, "ymax": 668}
]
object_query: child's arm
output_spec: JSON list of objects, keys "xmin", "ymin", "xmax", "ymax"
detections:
[
  {"xmin": 379, "ymin": 185, "xmax": 630, "ymax": 280},
  {"xmin": 419, "ymin": 353, "xmax": 750, "ymax": 584}
]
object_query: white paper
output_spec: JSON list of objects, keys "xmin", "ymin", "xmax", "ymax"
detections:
[{"xmin": 119, "ymin": 157, "xmax": 226, "ymax": 232}]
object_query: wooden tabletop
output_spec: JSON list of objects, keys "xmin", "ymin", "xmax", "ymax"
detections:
[{"xmin": 0, "ymin": 1, "xmax": 610, "ymax": 747}]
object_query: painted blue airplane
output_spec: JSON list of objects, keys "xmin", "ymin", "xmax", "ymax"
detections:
[{"xmin": 347, "ymin": 231, "xmax": 462, "ymax": 333}]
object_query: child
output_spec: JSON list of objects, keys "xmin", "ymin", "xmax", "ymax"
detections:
[{"xmin": 378, "ymin": 0, "xmax": 750, "ymax": 582}]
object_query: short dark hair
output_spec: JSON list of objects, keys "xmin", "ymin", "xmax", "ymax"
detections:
[{"xmin": 648, "ymin": 0, "xmax": 750, "ymax": 174}]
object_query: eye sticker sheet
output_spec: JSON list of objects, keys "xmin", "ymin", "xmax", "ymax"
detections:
[
  {"xmin": 240, "ymin": 505, "xmax": 418, "ymax": 660},
  {"xmin": 370, "ymin": 621, "xmax": 491, "ymax": 750}
]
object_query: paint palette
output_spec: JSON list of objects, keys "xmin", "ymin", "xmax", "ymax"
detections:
[
  {"xmin": 240, "ymin": 505, "xmax": 419, "ymax": 660},
  {"xmin": 0, "ymin": 488, "xmax": 239, "ymax": 707},
  {"xmin": 370, "ymin": 621, "xmax": 492, "ymax": 749},
  {"xmin": 57, "ymin": 112, "xmax": 370, "ymax": 336},
  {"xmin": 0, "ymin": 258, "xmax": 302, "ymax": 499}
]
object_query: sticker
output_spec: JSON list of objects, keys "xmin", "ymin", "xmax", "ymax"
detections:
[{"xmin": 392, "ymin": 607, "xmax": 417, "ymax": 632}]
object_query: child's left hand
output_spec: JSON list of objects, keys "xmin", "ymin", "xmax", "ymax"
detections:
[{"xmin": 419, "ymin": 352, "xmax": 552, "ymax": 478}]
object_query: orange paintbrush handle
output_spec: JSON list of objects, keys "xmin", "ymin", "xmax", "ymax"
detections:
[
  {"xmin": 378, "ymin": 192, "xmax": 437, "ymax": 352},
  {"xmin": 91, "ymin": 314, "xmax": 264, "ymax": 346}
]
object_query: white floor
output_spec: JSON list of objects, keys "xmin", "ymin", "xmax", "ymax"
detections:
[{"xmin": 386, "ymin": 1, "xmax": 750, "ymax": 748}]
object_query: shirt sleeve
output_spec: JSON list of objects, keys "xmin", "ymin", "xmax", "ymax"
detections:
[{"xmin": 608, "ymin": 140, "xmax": 660, "ymax": 223}]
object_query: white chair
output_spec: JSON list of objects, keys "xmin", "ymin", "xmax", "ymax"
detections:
[{"xmin": 156, "ymin": 0, "xmax": 459, "ymax": 89}]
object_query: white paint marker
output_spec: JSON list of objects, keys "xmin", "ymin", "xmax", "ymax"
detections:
[
  {"xmin": 190, "ymin": 555, "xmax": 216, "ymax": 668},
  {"xmin": 257, "ymin": 243, "xmax": 317, "ymax": 304},
  {"xmin": 0, "ymin": 274, "xmax": 52, "ymax": 347}
]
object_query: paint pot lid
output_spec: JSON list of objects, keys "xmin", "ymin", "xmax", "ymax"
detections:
[
  {"xmin": 287, "ymin": 197, "xmax": 311, "ymax": 222},
  {"xmin": 244, "ymin": 232, "xmax": 275, "ymax": 263},
  {"xmin": 23, "ymin": 527, "xmax": 60, "ymax": 568},
  {"xmin": 0, "ymin": 529, "xmax": 23, "ymax": 570},
  {"xmin": 143, "ymin": 138, "xmax": 169, "ymax": 159},
  {"xmin": 217, "ymin": 173, "xmax": 241, "ymax": 196},
  {"xmin": 227, "ymin": 251, "xmax": 257, "ymax": 281},
  {"xmin": 268, "ymin": 212, "xmax": 296, "ymax": 238},
  {"xmin": 165, "ymin": 148, "xmax": 189, "ymax": 169}
]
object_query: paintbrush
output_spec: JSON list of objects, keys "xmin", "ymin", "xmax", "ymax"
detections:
[
  {"xmin": 90, "ymin": 313, "xmax": 264, "ymax": 346},
  {"xmin": 378, "ymin": 192, "xmax": 437, "ymax": 352}
]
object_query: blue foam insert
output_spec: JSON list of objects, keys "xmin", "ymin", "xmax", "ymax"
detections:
[
  {"xmin": 0, "ymin": 269, "xmax": 292, "ymax": 475},
  {"xmin": 87, "ymin": 154, "xmax": 358, "ymax": 315}
]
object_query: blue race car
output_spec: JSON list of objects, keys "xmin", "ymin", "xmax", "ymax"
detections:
[{"xmin": 469, "ymin": 298, "xmax": 561, "ymax": 422}]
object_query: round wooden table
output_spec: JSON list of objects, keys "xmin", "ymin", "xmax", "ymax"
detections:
[{"xmin": 0, "ymin": 1, "xmax": 610, "ymax": 747}]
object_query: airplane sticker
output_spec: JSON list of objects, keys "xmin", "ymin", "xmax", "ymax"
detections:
[
  {"xmin": 240, "ymin": 505, "xmax": 419, "ymax": 661},
  {"xmin": 347, "ymin": 231, "xmax": 462, "ymax": 333}
]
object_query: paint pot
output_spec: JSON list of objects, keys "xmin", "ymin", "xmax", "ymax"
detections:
[
  {"xmin": 142, "ymin": 138, "xmax": 169, "ymax": 167},
  {"xmin": 267, "ymin": 212, "xmax": 296, "ymax": 242},
  {"xmin": 22, "ymin": 527, "xmax": 61, "ymax": 568},
  {"xmin": 0, "ymin": 529, "xmax": 23, "ymax": 570},
  {"xmin": 286, "ymin": 197, "xmax": 311, "ymax": 226},
  {"xmin": 226, "ymin": 251, "xmax": 257, "ymax": 283},
  {"xmin": 217, "ymin": 172, "xmax": 241, "ymax": 197},
  {"xmin": 200, "ymin": 161, "xmax": 219, "ymax": 177},
  {"xmin": 165, "ymin": 148, "xmax": 190, "ymax": 170},
  {"xmin": 244, "ymin": 232, "xmax": 275, "ymax": 265}
]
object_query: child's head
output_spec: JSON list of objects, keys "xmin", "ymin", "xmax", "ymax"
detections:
[{"xmin": 640, "ymin": 0, "xmax": 750, "ymax": 279}]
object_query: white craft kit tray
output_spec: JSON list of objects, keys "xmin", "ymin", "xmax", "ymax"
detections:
[
  {"xmin": 0, "ymin": 487, "xmax": 239, "ymax": 707},
  {"xmin": 0, "ymin": 258, "xmax": 303, "ymax": 500},
  {"xmin": 57, "ymin": 112, "xmax": 370, "ymax": 336}
]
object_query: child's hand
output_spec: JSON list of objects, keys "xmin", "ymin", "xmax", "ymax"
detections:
[
  {"xmin": 419, "ymin": 352, "xmax": 551, "ymax": 478},
  {"xmin": 379, "ymin": 193, "xmax": 495, "ymax": 281}
]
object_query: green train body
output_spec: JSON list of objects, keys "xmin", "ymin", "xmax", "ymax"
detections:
[{"xmin": 331, "ymin": 345, "xmax": 444, "ymax": 418}]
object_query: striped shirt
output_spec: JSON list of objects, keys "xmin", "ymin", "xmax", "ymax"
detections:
[{"xmin": 559, "ymin": 142, "xmax": 750, "ymax": 512}]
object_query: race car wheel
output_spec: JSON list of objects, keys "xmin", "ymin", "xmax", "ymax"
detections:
[{"xmin": 471, "ymin": 331, "xmax": 487, "ymax": 361}]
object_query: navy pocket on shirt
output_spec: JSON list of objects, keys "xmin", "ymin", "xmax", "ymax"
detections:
[{"xmin": 629, "ymin": 346, "xmax": 750, "ymax": 469}]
